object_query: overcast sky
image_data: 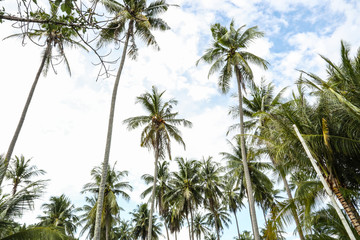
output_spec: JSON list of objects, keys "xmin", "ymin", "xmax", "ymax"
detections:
[{"xmin": 1, "ymin": 0, "xmax": 360, "ymax": 239}]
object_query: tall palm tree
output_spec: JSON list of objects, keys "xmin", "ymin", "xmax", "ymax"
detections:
[
  {"xmin": 124, "ymin": 86, "xmax": 192, "ymax": 239},
  {"xmin": 130, "ymin": 203, "xmax": 162, "ymax": 240},
  {"xmin": 93, "ymin": 1, "xmax": 172, "ymax": 238},
  {"xmin": 200, "ymin": 157, "xmax": 225, "ymax": 240},
  {"xmin": 37, "ymin": 194, "xmax": 79, "ymax": 237},
  {"xmin": 81, "ymin": 163, "xmax": 132, "ymax": 240},
  {"xmin": 229, "ymin": 80, "xmax": 305, "ymax": 240},
  {"xmin": 0, "ymin": 1, "xmax": 86, "ymax": 187},
  {"xmin": 5, "ymin": 155, "xmax": 46, "ymax": 196},
  {"xmin": 197, "ymin": 20, "xmax": 269, "ymax": 240}
]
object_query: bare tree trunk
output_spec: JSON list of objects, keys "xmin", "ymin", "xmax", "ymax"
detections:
[
  {"xmin": 148, "ymin": 139, "xmax": 160, "ymax": 240},
  {"xmin": 280, "ymin": 169, "xmax": 305, "ymax": 240},
  {"xmin": 233, "ymin": 209, "xmax": 241, "ymax": 240},
  {"xmin": 94, "ymin": 20, "xmax": 133, "ymax": 240},
  {"xmin": 186, "ymin": 211, "xmax": 192, "ymax": 240},
  {"xmin": 164, "ymin": 222, "xmax": 170, "ymax": 240},
  {"xmin": 294, "ymin": 125, "xmax": 357, "ymax": 240},
  {"xmin": 235, "ymin": 67, "xmax": 261, "ymax": 240},
  {"xmin": 105, "ymin": 220, "xmax": 110, "ymax": 240},
  {"xmin": 0, "ymin": 41, "xmax": 52, "ymax": 187},
  {"xmin": 190, "ymin": 203, "xmax": 195, "ymax": 240}
]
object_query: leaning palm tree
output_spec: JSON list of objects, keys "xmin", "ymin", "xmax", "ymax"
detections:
[
  {"xmin": 37, "ymin": 194, "xmax": 79, "ymax": 237},
  {"xmin": 197, "ymin": 20, "xmax": 269, "ymax": 240},
  {"xmin": 94, "ymin": 1, "xmax": 172, "ymax": 238},
  {"xmin": 0, "ymin": 1, "xmax": 86, "ymax": 187},
  {"xmin": 124, "ymin": 86, "xmax": 192, "ymax": 239},
  {"xmin": 5, "ymin": 155, "xmax": 46, "ymax": 196}
]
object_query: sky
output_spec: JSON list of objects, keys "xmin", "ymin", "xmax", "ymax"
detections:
[{"xmin": 1, "ymin": 0, "xmax": 360, "ymax": 239}]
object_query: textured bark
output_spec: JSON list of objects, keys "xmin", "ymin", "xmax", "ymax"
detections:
[
  {"xmin": 147, "ymin": 139, "xmax": 160, "ymax": 240},
  {"xmin": 0, "ymin": 41, "xmax": 52, "ymax": 187},
  {"xmin": 93, "ymin": 21, "xmax": 133, "ymax": 240},
  {"xmin": 235, "ymin": 67, "xmax": 261, "ymax": 240},
  {"xmin": 294, "ymin": 125, "xmax": 357, "ymax": 240},
  {"xmin": 330, "ymin": 178, "xmax": 360, "ymax": 236}
]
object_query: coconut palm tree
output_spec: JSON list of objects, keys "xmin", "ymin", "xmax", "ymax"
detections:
[
  {"xmin": 37, "ymin": 194, "xmax": 79, "ymax": 237},
  {"xmin": 94, "ymin": 1, "xmax": 172, "ymax": 238},
  {"xmin": 200, "ymin": 157, "xmax": 225, "ymax": 240},
  {"xmin": 0, "ymin": 1, "xmax": 86, "ymax": 187},
  {"xmin": 197, "ymin": 20, "xmax": 269, "ymax": 240},
  {"xmin": 205, "ymin": 204, "xmax": 231, "ymax": 239},
  {"xmin": 5, "ymin": 155, "xmax": 46, "ymax": 196},
  {"xmin": 81, "ymin": 163, "xmax": 132, "ymax": 240},
  {"xmin": 112, "ymin": 220, "xmax": 133, "ymax": 240},
  {"xmin": 165, "ymin": 157, "xmax": 203, "ymax": 240},
  {"xmin": 193, "ymin": 212, "xmax": 210, "ymax": 240},
  {"xmin": 130, "ymin": 203, "xmax": 162, "ymax": 240},
  {"xmin": 124, "ymin": 86, "xmax": 192, "ymax": 239},
  {"xmin": 229, "ymin": 79, "xmax": 305, "ymax": 240},
  {"xmin": 220, "ymin": 138, "xmax": 274, "ymax": 225},
  {"xmin": 298, "ymin": 42, "xmax": 360, "ymax": 234}
]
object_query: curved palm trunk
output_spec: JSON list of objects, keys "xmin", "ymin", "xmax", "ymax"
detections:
[
  {"xmin": 294, "ymin": 125, "xmax": 357, "ymax": 240},
  {"xmin": 0, "ymin": 41, "xmax": 52, "ymax": 188},
  {"xmin": 235, "ymin": 67, "xmax": 261, "ymax": 240},
  {"xmin": 94, "ymin": 20, "xmax": 133, "ymax": 240},
  {"xmin": 147, "ymin": 140, "xmax": 160, "ymax": 240},
  {"xmin": 233, "ymin": 209, "xmax": 241, "ymax": 240}
]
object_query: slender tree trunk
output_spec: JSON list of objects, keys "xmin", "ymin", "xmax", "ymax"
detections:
[
  {"xmin": 280, "ymin": 168, "xmax": 305, "ymax": 240},
  {"xmin": 94, "ymin": 21, "xmax": 133, "ymax": 240},
  {"xmin": 148, "ymin": 140, "xmax": 160, "ymax": 240},
  {"xmin": 189, "ymin": 203, "xmax": 195, "ymax": 240},
  {"xmin": 210, "ymin": 201, "xmax": 220, "ymax": 240},
  {"xmin": 233, "ymin": 209, "xmax": 241, "ymax": 240},
  {"xmin": 12, "ymin": 179, "xmax": 20, "ymax": 196},
  {"xmin": 235, "ymin": 67, "xmax": 261, "ymax": 240},
  {"xmin": 330, "ymin": 177, "xmax": 360, "ymax": 235},
  {"xmin": 0, "ymin": 41, "xmax": 52, "ymax": 188},
  {"xmin": 175, "ymin": 231, "xmax": 177, "ymax": 240},
  {"xmin": 164, "ymin": 222, "xmax": 170, "ymax": 240},
  {"xmin": 293, "ymin": 125, "xmax": 357, "ymax": 240},
  {"xmin": 105, "ymin": 220, "xmax": 110, "ymax": 240},
  {"xmin": 186, "ymin": 211, "xmax": 192, "ymax": 240}
]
